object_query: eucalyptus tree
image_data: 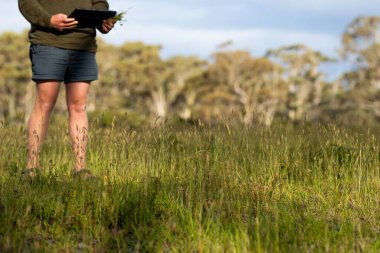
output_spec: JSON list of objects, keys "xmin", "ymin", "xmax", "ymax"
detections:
[
  {"xmin": 95, "ymin": 39, "xmax": 126, "ymax": 112},
  {"xmin": 342, "ymin": 16, "xmax": 380, "ymax": 69},
  {"xmin": 341, "ymin": 16, "xmax": 380, "ymax": 119},
  {"xmin": 208, "ymin": 50, "xmax": 284, "ymax": 126},
  {"xmin": 98, "ymin": 42, "xmax": 165, "ymax": 122},
  {"xmin": 0, "ymin": 31, "xmax": 31, "ymax": 121},
  {"xmin": 165, "ymin": 56, "xmax": 206, "ymax": 121},
  {"xmin": 104, "ymin": 42, "xmax": 205, "ymax": 125},
  {"xmin": 266, "ymin": 44, "xmax": 333, "ymax": 122}
]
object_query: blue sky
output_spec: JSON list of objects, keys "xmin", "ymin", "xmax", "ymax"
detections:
[{"xmin": 2, "ymin": 0, "xmax": 379, "ymax": 76}]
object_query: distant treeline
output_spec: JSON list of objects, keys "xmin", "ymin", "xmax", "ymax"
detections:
[{"xmin": 0, "ymin": 16, "xmax": 379, "ymax": 127}]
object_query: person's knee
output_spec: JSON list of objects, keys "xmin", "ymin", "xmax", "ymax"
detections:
[
  {"xmin": 68, "ymin": 101, "xmax": 87, "ymax": 115},
  {"xmin": 37, "ymin": 100, "xmax": 55, "ymax": 114}
]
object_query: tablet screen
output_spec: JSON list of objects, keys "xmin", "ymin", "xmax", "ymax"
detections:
[{"xmin": 69, "ymin": 8, "xmax": 117, "ymax": 28}]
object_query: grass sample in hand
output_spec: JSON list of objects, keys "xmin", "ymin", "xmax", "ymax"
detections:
[
  {"xmin": 112, "ymin": 10, "xmax": 129, "ymax": 26},
  {"xmin": 113, "ymin": 12, "xmax": 126, "ymax": 22}
]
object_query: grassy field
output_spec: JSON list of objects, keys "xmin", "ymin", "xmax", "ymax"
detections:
[{"xmin": 1, "ymin": 119, "xmax": 380, "ymax": 252}]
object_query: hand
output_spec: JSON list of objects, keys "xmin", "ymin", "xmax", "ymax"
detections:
[
  {"xmin": 99, "ymin": 19, "xmax": 116, "ymax": 34},
  {"xmin": 50, "ymin": 14, "xmax": 78, "ymax": 31}
]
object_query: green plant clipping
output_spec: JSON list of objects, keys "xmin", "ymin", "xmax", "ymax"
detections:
[
  {"xmin": 113, "ymin": 11, "xmax": 126, "ymax": 21},
  {"xmin": 112, "ymin": 7, "xmax": 133, "ymax": 26}
]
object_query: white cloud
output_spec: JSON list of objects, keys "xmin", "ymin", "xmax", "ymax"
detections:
[
  {"xmin": 272, "ymin": 0, "xmax": 379, "ymax": 13},
  {"xmin": 109, "ymin": 0, "xmax": 208, "ymax": 24},
  {"xmin": 0, "ymin": 0, "xmax": 371, "ymax": 59}
]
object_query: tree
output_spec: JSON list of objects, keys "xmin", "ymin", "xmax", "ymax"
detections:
[
  {"xmin": 342, "ymin": 16, "xmax": 380, "ymax": 68},
  {"xmin": 0, "ymin": 31, "xmax": 31, "ymax": 121},
  {"xmin": 208, "ymin": 50, "xmax": 284, "ymax": 126},
  {"xmin": 341, "ymin": 16, "xmax": 380, "ymax": 120},
  {"xmin": 267, "ymin": 44, "xmax": 333, "ymax": 122},
  {"xmin": 113, "ymin": 42, "xmax": 169, "ymax": 124},
  {"xmin": 95, "ymin": 39, "xmax": 126, "ymax": 112},
  {"xmin": 164, "ymin": 56, "xmax": 206, "ymax": 121}
]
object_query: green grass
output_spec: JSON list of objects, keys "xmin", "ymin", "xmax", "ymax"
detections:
[{"xmin": 1, "ymin": 119, "xmax": 380, "ymax": 252}]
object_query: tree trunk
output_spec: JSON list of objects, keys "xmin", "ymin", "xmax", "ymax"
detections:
[
  {"xmin": 313, "ymin": 80, "xmax": 323, "ymax": 105},
  {"xmin": 243, "ymin": 103, "xmax": 255, "ymax": 126},
  {"xmin": 151, "ymin": 86, "xmax": 167, "ymax": 126},
  {"xmin": 0, "ymin": 100, "xmax": 4, "ymax": 122},
  {"xmin": 257, "ymin": 99, "xmax": 278, "ymax": 127},
  {"xmin": 7, "ymin": 92, "xmax": 16, "ymax": 120},
  {"xmin": 179, "ymin": 91, "xmax": 196, "ymax": 121}
]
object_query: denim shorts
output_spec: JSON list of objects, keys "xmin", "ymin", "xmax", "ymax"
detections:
[{"xmin": 29, "ymin": 44, "xmax": 98, "ymax": 84}]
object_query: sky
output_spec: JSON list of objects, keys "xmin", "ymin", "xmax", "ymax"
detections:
[{"xmin": 1, "ymin": 0, "xmax": 379, "ymax": 77}]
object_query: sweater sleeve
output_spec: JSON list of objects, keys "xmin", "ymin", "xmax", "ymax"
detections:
[
  {"xmin": 18, "ymin": 0, "xmax": 51, "ymax": 28},
  {"xmin": 92, "ymin": 0, "xmax": 109, "ymax": 10}
]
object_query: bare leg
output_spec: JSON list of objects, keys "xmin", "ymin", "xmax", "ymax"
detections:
[
  {"xmin": 27, "ymin": 81, "xmax": 61, "ymax": 169},
  {"xmin": 66, "ymin": 82, "xmax": 90, "ymax": 172}
]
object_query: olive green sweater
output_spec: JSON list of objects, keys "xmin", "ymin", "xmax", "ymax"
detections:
[{"xmin": 18, "ymin": 0, "xmax": 109, "ymax": 52}]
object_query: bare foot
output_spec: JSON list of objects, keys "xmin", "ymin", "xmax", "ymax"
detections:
[{"xmin": 72, "ymin": 169, "xmax": 98, "ymax": 181}]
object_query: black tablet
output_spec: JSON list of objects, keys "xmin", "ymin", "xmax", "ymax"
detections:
[{"xmin": 69, "ymin": 8, "xmax": 117, "ymax": 28}]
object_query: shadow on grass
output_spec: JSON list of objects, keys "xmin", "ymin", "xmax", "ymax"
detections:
[{"xmin": 1, "ymin": 169, "xmax": 252, "ymax": 252}]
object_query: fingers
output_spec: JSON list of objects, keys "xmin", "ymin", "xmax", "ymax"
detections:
[
  {"xmin": 65, "ymin": 17, "xmax": 76, "ymax": 23},
  {"xmin": 100, "ymin": 19, "xmax": 115, "ymax": 34},
  {"xmin": 62, "ymin": 20, "xmax": 78, "ymax": 28},
  {"xmin": 104, "ymin": 20, "xmax": 115, "ymax": 28},
  {"xmin": 104, "ymin": 23, "xmax": 113, "ymax": 30},
  {"xmin": 61, "ymin": 17, "xmax": 78, "ymax": 29},
  {"xmin": 101, "ymin": 25, "xmax": 110, "ymax": 34},
  {"xmin": 51, "ymin": 14, "xmax": 78, "ymax": 31}
]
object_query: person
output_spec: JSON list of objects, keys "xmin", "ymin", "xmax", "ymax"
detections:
[{"xmin": 18, "ymin": 0, "xmax": 116, "ymax": 178}]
